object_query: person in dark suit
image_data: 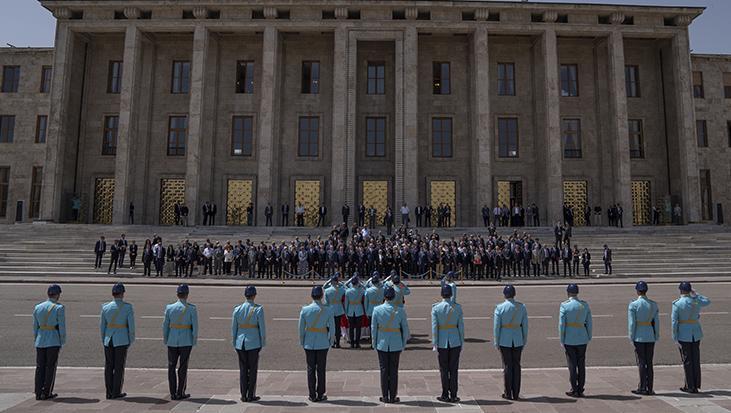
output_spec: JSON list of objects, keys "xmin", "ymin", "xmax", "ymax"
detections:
[
  {"xmin": 128, "ymin": 241, "xmax": 138, "ymax": 270},
  {"xmin": 602, "ymin": 244, "xmax": 612, "ymax": 274},
  {"xmin": 425, "ymin": 206, "xmax": 432, "ymax": 227},
  {"xmin": 341, "ymin": 204, "xmax": 350, "ymax": 225},
  {"xmin": 210, "ymin": 203, "xmax": 217, "ymax": 226},
  {"xmin": 317, "ymin": 205, "xmax": 327, "ymax": 227},
  {"xmin": 281, "ymin": 203, "xmax": 290, "ymax": 226},
  {"xmin": 118, "ymin": 234, "xmax": 128, "ymax": 268},
  {"xmin": 174, "ymin": 203, "xmax": 181, "ymax": 226},
  {"xmin": 95, "ymin": 236, "xmax": 107, "ymax": 269},
  {"xmin": 246, "ymin": 203, "xmax": 254, "ymax": 226},
  {"xmin": 358, "ymin": 204, "xmax": 366, "ymax": 227},
  {"xmin": 415, "ymin": 206, "xmax": 423, "ymax": 227},
  {"xmin": 584, "ymin": 205, "xmax": 591, "ymax": 227},
  {"xmin": 108, "ymin": 240, "xmax": 120, "ymax": 275},
  {"xmin": 384, "ymin": 208, "xmax": 394, "ymax": 235},
  {"xmin": 482, "ymin": 205, "xmax": 490, "ymax": 227},
  {"xmin": 617, "ymin": 205, "xmax": 624, "ymax": 228},
  {"xmin": 201, "ymin": 202, "xmax": 209, "ymax": 226},
  {"xmin": 264, "ymin": 203, "xmax": 273, "ymax": 226},
  {"xmin": 129, "ymin": 202, "xmax": 135, "ymax": 225}
]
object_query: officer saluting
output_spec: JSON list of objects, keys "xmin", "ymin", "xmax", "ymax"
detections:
[
  {"xmin": 440, "ymin": 271, "xmax": 457, "ymax": 303},
  {"xmin": 298, "ymin": 286, "xmax": 335, "ymax": 402},
  {"xmin": 344, "ymin": 274, "xmax": 365, "ymax": 348},
  {"xmin": 672, "ymin": 281, "xmax": 711, "ymax": 393},
  {"xmin": 559, "ymin": 283, "xmax": 592, "ymax": 398},
  {"xmin": 163, "ymin": 284, "xmax": 198, "ymax": 400},
  {"xmin": 101, "ymin": 282, "xmax": 135, "ymax": 399},
  {"xmin": 432, "ymin": 284, "xmax": 464, "ymax": 403},
  {"xmin": 33, "ymin": 284, "xmax": 66, "ymax": 400},
  {"xmin": 384, "ymin": 270, "xmax": 410, "ymax": 308},
  {"xmin": 323, "ymin": 273, "xmax": 345, "ymax": 348},
  {"xmin": 628, "ymin": 281, "xmax": 659, "ymax": 395},
  {"xmin": 365, "ymin": 271, "xmax": 384, "ymax": 318},
  {"xmin": 493, "ymin": 285, "xmax": 528, "ymax": 401},
  {"xmin": 232, "ymin": 286, "xmax": 266, "ymax": 402},
  {"xmin": 371, "ymin": 286, "xmax": 410, "ymax": 404}
]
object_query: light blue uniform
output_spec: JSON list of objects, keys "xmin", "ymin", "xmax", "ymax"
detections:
[
  {"xmin": 672, "ymin": 294, "xmax": 711, "ymax": 343},
  {"xmin": 33, "ymin": 299, "xmax": 66, "ymax": 348},
  {"xmin": 162, "ymin": 300, "xmax": 198, "ymax": 347},
  {"xmin": 299, "ymin": 301, "xmax": 335, "ymax": 350},
  {"xmin": 344, "ymin": 285, "xmax": 365, "ymax": 318},
  {"xmin": 384, "ymin": 281, "xmax": 410, "ymax": 308},
  {"xmin": 100, "ymin": 299, "xmax": 135, "ymax": 347},
  {"xmin": 365, "ymin": 284, "xmax": 384, "ymax": 317},
  {"xmin": 232, "ymin": 301, "xmax": 266, "ymax": 350},
  {"xmin": 628, "ymin": 296, "xmax": 659, "ymax": 343},
  {"xmin": 324, "ymin": 284, "xmax": 345, "ymax": 317},
  {"xmin": 440, "ymin": 280, "xmax": 457, "ymax": 304},
  {"xmin": 493, "ymin": 299, "xmax": 529, "ymax": 348},
  {"xmin": 371, "ymin": 302, "xmax": 410, "ymax": 351},
  {"xmin": 431, "ymin": 300, "xmax": 464, "ymax": 348},
  {"xmin": 558, "ymin": 297, "xmax": 592, "ymax": 346}
]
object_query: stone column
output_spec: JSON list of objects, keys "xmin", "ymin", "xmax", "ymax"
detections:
[
  {"xmin": 397, "ymin": 26, "xmax": 419, "ymax": 221},
  {"xmin": 330, "ymin": 27, "xmax": 350, "ymax": 223},
  {"xmin": 471, "ymin": 26, "xmax": 492, "ymax": 226},
  {"xmin": 541, "ymin": 29, "xmax": 562, "ymax": 225}
]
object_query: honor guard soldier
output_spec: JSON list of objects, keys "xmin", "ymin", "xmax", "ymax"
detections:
[
  {"xmin": 672, "ymin": 281, "xmax": 711, "ymax": 393},
  {"xmin": 440, "ymin": 271, "xmax": 457, "ymax": 303},
  {"xmin": 365, "ymin": 272, "xmax": 385, "ymax": 319},
  {"xmin": 431, "ymin": 284, "xmax": 464, "ymax": 403},
  {"xmin": 371, "ymin": 286, "xmax": 410, "ymax": 403},
  {"xmin": 628, "ymin": 281, "xmax": 659, "ymax": 395},
  {"xmin": 384, "ymin": 270, "xmax": 411, "ymax": 308},
  {"xmin": 101, "ymin": 283, "xmax": 135, "ymax": 399},
  {"xmin": 344, "ymin": 274, "xmax": 365, "ymax": 348},
  {"xmin": 323, "ymin": 273, "xmax": 345, "ymax": 348},
  {"xmin": 559, "ymin": 283, "xmax": 592, "ymax": 398},
  {"xmin": 33, "ymin": 284, "xmax": 66, "ymax": 400},
  {"xmin": 493, "ymin": 285, "xmax": 528, "ymax": 401},
  {"xmin": 232, "ymin": 286, "xmax": 266, "ymax": 402},
  {"xmin": 299, "ymin": 286, "xmax": 335, "ymax": 402},
  {"xmin": 163, "ymin": 284, "xmax": 198, "ymax": 400}
]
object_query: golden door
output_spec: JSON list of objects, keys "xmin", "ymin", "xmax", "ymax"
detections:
[
  {"xmin": 632, "ymin": 180, "xmax": 651, "ymax": 225},
  {"xmin": 430, "ymin": 180, "xmax": 456, "ymax": 227},
  {"xmin": 362, "ymin": 180, "xmax": 388, "ymax": 223},
  {"xmin": 159, "ymin": 179, "xmax": 186, "ymax": 225},
  {"xmin": 295, "ymin": 180, "xmax": 321, "ymax": 227},
  {"xmin": 563, "ymin": 180, "xmax": 588, "ymax": 226},
  {"xmin": 226, "ymin": 179, "xmax": 253, "ymax": 225},
  {"xmin": 93, "ymin": 178, "xmax": 115, "ymax": 224}
]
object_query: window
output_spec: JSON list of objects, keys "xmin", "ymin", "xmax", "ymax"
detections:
[
  {"xmin": 171, "ymin": 61, "xmax": 191, "ymax": 94},
  {"xmin": 101, "ymin": 115, "xmax": 119, "ymax": 155},
  {"xmin": 366, "ymin": 117, "xmax": 386, "ymax": 157},
  {"xmin": 723, "ymin": 73, "xmax": 731, "ymax": 99},
  {"xmin": 2, "ymin": 66, "xmax": 20, "ymax": 93},
  {"xmin": 562, "ymin": 119, "xmax": 582, "ymax": 158},
  {"xmin": 0, "ymin": 167, "xmax": 8, "ymax": 217},
  {"xmin": 231, "ymin": 116, "xmax": 253, "ymax": 156},
  {"xmin": 235, "ymin": 61, "xmax": 254, "ymax": 94},
  {"xmin": 0, "ymin": 116, "xmax": 15, "ymax": 143},
  {"xmin": 432, "ymin": 62, "xmax": 451, "ymax": 95},
  {"xmin": 40, "ymin": 66, "xmax": 52, "ymax": 93},
  {"xmin": 107, "ymin": 61, "xmax": 123, "ymax": 94},
  {"xmin": 696, "ymin": 120, "xmax": 708, "ymax": 147},
  {"xmin": 560, "ymin": 64, "xmax": 579, "ymax": 97},
  {"xmin": 301, "ymin": 61, "xmax": 320, "ymax": 94},
  {"xmin": 30, "ymin": 166, "xmax": 42, "ymax": 219},
  {"xmin": 497, "ymin": 63, "xmax": 515, "ymax": 96},
  {"xmin": 692, "ymin": 71, "xmax": 704, "ymax": 98},
  {"xmin": 35, "ymin": 115, "xmax": 48, "ymax": 144},
  {"xmin": 497, "ymin": 117, "xmax": 519, "ymax": 158},
  {"xmin": 432, "ymin": 117, "xmax": 453, "ymax": 158},
  {"xmin": 628, "ymin": 119, "xmax": 644, "ymax": 159},
  {"xmin": 297, "ymin": 116, "xmax": 319, "ymax": 157},
  {"xmin": 367, "ymin": 62, "xmax": 385, "ymax": 95},
  {"xmin": 625, "ymin": 65, "xmax": 640, "ymax": 98},
  {"xmin": 167, "ymin": 116, "xmax": 188, "ymax": 156}
]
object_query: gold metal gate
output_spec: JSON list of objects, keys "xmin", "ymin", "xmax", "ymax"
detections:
[
  {"xmin": 563, "ymin": 180, "xmax": 588, "ymax": 226},
  {"xmin": 430, "ymin": 180, "xmax": 456, "ymax": 227},
  {"xmin": 497, "ymin": 181, "xmax": 523, "ymax": 209},
  {"xmin": 295, "ymin": 180, "xmax": 320, "ymax": 227},
  {"xmin": 227, "ymin": 179, "xmax": 253, "ymax": 225},
  {"xmin": 159, "ymin": 178, "xmax": 185, "ymax": 225},
  {"xmin": 93, "ymin": 178, "xmax": 115, "ymax": 224},
  {"xmin": 362, "ymin": 180, "xmax": 388, "ymax": 223},
  {"xmin": 632, "ymin": 180, "xmax": 651, "ymax": 225}
]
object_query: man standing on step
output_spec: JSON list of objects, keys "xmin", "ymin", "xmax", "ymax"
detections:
[
  {"xmin": 101, "ymin": 283, "xmax": 135, "ymax": 399},
  {"xmin": 94, "ymin": 236, "xmax": 106, "ymax": 269},
  {"xmin": 494, "ymin": 285, "xmax": 528, "ymax": 401},
  {"xmin": 628, "ymin": 281, "xmax": 659, "ymax": 395},
  {"xmin": 298, "ymin": 286, "xmax": 335, "ymax": 402},
  {"xmin": 602, "ymin": 244, "xmax": 612, "ymax": 275},
  {"xmin": 33, "ymin": 284, "xmax": 66, "ymax": 400},
  {"xmin": 232, "ymin": 286, "xmax": 266, "ymax": 402},
  {"xmin": 163, "ymin": 284, "xmax": 198, "ymax": 400},
  {"xmin": 432, "ymin": 284, "xmax": 464, "ymax": 403},
  {"xmin": 672, "ymin": 282, "xmax": 711, "ymax": 394},
  {"xmin": 559, "ymin": 283, "xmax": 592, "ymax": 398},
  {"xmin": 371, "ymin": 286, "xmax": 410, "ymax": 404}
]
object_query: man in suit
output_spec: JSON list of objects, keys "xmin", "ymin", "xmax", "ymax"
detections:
[
  {"xmin": 341, "ymin": 203, "xmax": 350, "ymax": 225},
  {"xmin": 265, "ymin": 203, "xmax": 273, "ymax": 226},
  {"xmin": 432, "ymin": 285, "xmax": 464, "ymax": 403},
  {"xmin": 201, "ymin": 202, "xmax": 209, "ymax": 226},
  {"xmin": 107, "ymin": 240, "xmax": 120, "ymax": 275},
  {"xmin": 415, "ymin": 205, "xmax": 423, "ymax": 227},
  {"xmin": 210, "ymin": 203, "xmax": 217, "ymax": 226},
  {"xmin": 118, "ymin": 234, "xmax": 128, "ymax": 268},
  {"xmin": 672, "ymin": 282, "xmax": 711, "ymax": 393},
  {"xmin": 281, "ymin": 203, "xmax": 290, "ymax": 226},
  {"xmin": 33, "ymin": 284, "xmax": 66, "ymax": 400},
  {"xmin": 494, "ymin": 285, "xmax": 528, "ymax": 401},
  {"xmin": 368, "ymin": 206, "xmax": 377, "ymax": 229},
  {"xmin": 317, "ymin": 205, "xmax": 327, "ymax": 227},
  {"xmin": 94, "ymin": 236, "xmax": 107, "ymax": 269},
  {"xmin": 232, "ymin": 286, "xmax": 266, "ymax": 402},
  {"xmin": 602, "ymin": 244, "xmax": 612, "ymax": 274},
  {"xmin": 384, "ymin": 208, "xmax": 394, "ymax": 235},
  {"xmin": 358, "ymin": 204, "xmax": 366, "ymax": 227},
  {"xmin": 101, "ymin": 283, "xmax": 135, "ymax": 399},
  {"xmin": 163, "ymin": 284, "xmax": 198, "ymax": 400},
  {"xmin": 628, "ymin": 281, "xmax": 659, "ymax": 395},
  {"xmin": 298, "ymin": 286, "xmax": 335, "ymax": 402},
  {"xmin": 482, "ymin": 205, "xmax": 490, "ymax": 227},
  {"xmin": 425, "ymin": 205, "xmax": 433, "ymax": 227},
  {"xmin": 559, "ymin": 284, "xmax": 592, "ymax": 397},
  {"xmin": 617, "ymin": 204, "xmax": 624, "ymax": 228},
  {"xmin": 371, "ymin": 286, "xmax": 410, "ymax": 404}
]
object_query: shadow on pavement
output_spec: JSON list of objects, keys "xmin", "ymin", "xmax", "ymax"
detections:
[
  {"xmin": 122, "ymin": 396, "xmax": 170, "ymax": 404},
  {"xmin": 461, "ymin": 399, "xmax": 512, "ymax": 406},
  {"xmin": 52, "ymin": 397, "xmax": 100, "ymax": 404},
  {"xmin": 320, "ymin": 399, "xmax": 379, "ymax": 407},
  {"xmin": 464, "ymin": 338, "xmax": 489, "ymax": 343},
  {"xmin": 708, "ymin": 390, "xmax": 731, "ymax": 397},
  {"xmin": 400, "ymin": 400, "xmax": 453, "ymax": 408},
  {"xmin": 405, "ymin": 346, "xmax": 432, "ymax": 351},
  {"xmin": 185, "ymin": 397, "xmax": 237, "ymax": 405},
  {"xmin": 658, "ymin": 392, "xmax": 712, "ymax": 399},
  {"xmin": 583, "ymin": 394, "xmax": 642, "ymax": 401},
  {"xmin": 520, "ymin": 396, "xmax": 577, "ymax": 404},
  {"xmin": 251, "ymin": 400, "xmax": 309, "ymax": 407}
]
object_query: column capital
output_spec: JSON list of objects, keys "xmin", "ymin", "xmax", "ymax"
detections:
[
  {"xmin": 673, "ymin": 15, "xmax": 693, "ymax": 27},
  {"xmin": 475, "ymin": 8, "xmax": 490, "ymax": 21},
  {"xmin": 405, "ymin": 7, "xmax": 418, "ymax": 20},
  {"xmin": 542, "ymin": 11, "xmax": 559, "ymax": 23},
  {"xmin": 609, "ymin": 11, "xmax": 625, "ymax": 25},
  {"xmin": 193, "ymin": 7, "xmax": 208, "ymax": 19},
  {"xmin": 334, "ymin": 7, "xmax": 348, "ymax": 19},
  {"xmin": 123, "ymin": 7, "xmax": 141, "ymax": 19},
  {"xmin": 264, "ymin": 7, "xmax": 278, "ymax": 19},
  {"xmin": 52, "ymin": 7, "xmax": 71, "ymax": 20}
]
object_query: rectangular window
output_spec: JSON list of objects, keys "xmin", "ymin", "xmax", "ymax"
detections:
[
  {"xmin": 0, "ymin": 115, "xmax": 15, "ymax": 143},
  {"xmin": 167, "ymin": 116, "xmax": 188, "ymax": 156},
  {"xmin": 2, "ymin": 66, "xmax": 20, "ymax": 93},
  {"xmin": 562, "ymin": 118, "xmax": 582, "ymax": 158},
  {"xmin": 367, "ymin": 62, "xmax": 385, "ymax": 95},
  {"xmin": 235, "ymin": 61, "xmax": 255, "ymax": 94},
  {"xmin": 231, "ymin": 116, "xmax": 253, "ymax": 156},
  {"xmin": 432, "ymin": 117, "xmax": 453, "ymax": 158},
  {"xmin": 0, "ymin": 167, "xmax": 8, "ymax": 217},
  {"xmin": 30, "ymin": 166, "xmax": 42, "ymax": 219},
  {"xmin": 40, "ymin": 66, "xmax": 52, "ymax": 93},
  {"xmin": 696, "ymin": 119, "xmax": 708, "ymax": 147},
  {"xmin": 432, "ymin": 62, "xmax": 451, "ymax": 95},
  {"xmin": 692, "ymin": 71, "xmax": 704, "ymax": 98},
  {"xmin": 723, "ymin": 73, "xmax": 731, "ymax": 99},
  {"xmin": 107, "ymin": 61, "xmax": 123, "ymax": 94},
  {"xmin": 35, "ymin": 115, "xmax": 48, "ymax": 144},
  {"xmin": 497, "ymin": 63, "xmax": 515, "ymax": 96},
  {"xmin": 560, "ymin": 64, "xmax": 579, "ymax": 97},
  {"xmin": 101, "ymin": 115, "xmax": 119, "ymax": 155},
  {"xmin": 301, "ymin": 61, "xmax": 320, "ymax": 94},
  {"xmin": 297, "ymin": 116, "xmax": 319, "ymax": 157},
  {"xmin": 497, "ymin": 117, "xmax": 519, "ymax": 158},
  {"xmin": 366, "ymin": 116, "xmax": 386, "ymax": 157},
  {"xmin": 625, "ymin": 65, "xmax": 640, "ymax": 97},
  {"xmin": 628, "ymin": 119, "xmax": 644, "ymax": 159},
  {"xmin": 171, "ymin": 61, "xmax": 191, "ymax": 94}
]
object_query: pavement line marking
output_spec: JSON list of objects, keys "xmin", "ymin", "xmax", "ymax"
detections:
[
  {"xmin": 272, "ymin": 317, "xmax": 298, "ymax": 321},
  {"xmin": 703, "ymin": 311, "xmax": 729, "ymax": 315},
  {"xmin": 547, "ymin": 335, "xmax": 627, "ymax": 340},
  {"xmin": 141, "ymin": 316, "xmax": 164, "ymax": 319},
  {"xmin": 209, "ymin": 317, "xmax": 230, "ymax": 320},
  {"xmin": 464, "ymin": 316, "xmax": 491, "ymax": 320},
  {"xmin": 79, "ymin": 315, "xmax": 98, "ymax": 318},
  {"xmin": 592, "ymin": 314, "xmax": 614, "ymax": 318},
  {"xmin": 13, "ymin": 314, "xmax": 32, "ymax": 317},
  {"xmin": 528, "ymin": 315, "xmax": 552, "ymax": 319},
  {"xmin": 136, "ymin": 337, "xmax": 225, "ymax": 342}
]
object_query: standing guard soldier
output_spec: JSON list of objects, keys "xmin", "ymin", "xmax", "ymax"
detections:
[
  {"xmin": 440, "ymin": 271, "xmax": 457, "ymax": 303},
  {"xmin": 384, "ymin": 271, "xmax": 410, "ymax": 308},
  {"xmin": 432, "ymin": 285, "xmax": 464, "ymax": 403},
  {"xmin": 323, "ymin": 273, "xmax": 345, "ymax": 348},
  {"xmin": 33, "ymin": 284, "xmax": 66, "ymax": 400},
  {"xmin": 494, "ymin": 285, "xmax": 528, "ymax": 401},
  {"xmin": 299, "ymin": 286, "xmax": 335, "ymax": 402},
  {"xmin": 100, "ymin": 283, "xmax": 135, "ymax": 399},
  {"xmin": 628, "ymin": 281, "xmax": 659, "ymax": 395},
  {"xmin": 371, "ymin": 286, "xmax": 410, "ymax": 404},
  {"xmin": 232, "ymin": 286, "xmax": 266, "ymax": 402},
  {"xmin": 344, "ymin": 274, "xmax": 365, "ymax": 348},
  {"xmin": 365, "ymin": 271, "xmax": 385, "ymax": 320},
  {"xmin": 672, "ymin": 281, "xmax": 711, "ymax": 393},
  {"xmin": 559, "ymin": 283, "xmax": 592, "ymax": 398},
  {"xmin": 163, "ymin": 284, "xmax": 198, "ymax": 400}
]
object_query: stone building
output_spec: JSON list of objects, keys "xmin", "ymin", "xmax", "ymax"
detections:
[{"xmin": 0, "ymin": 0, "xmax": 729, "ymax": 227}]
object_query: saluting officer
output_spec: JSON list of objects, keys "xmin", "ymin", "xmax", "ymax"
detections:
[
  {"xmin": 672, "ymin": 281, "xmax": 711, "ymax": 393},
  {"xmin": 100, "ymin": 283, "xmax": 135, "ymax": 399},
  {"xmin": 33, "ymin": 284, "xmax": 66, "ymax": 400},
  {"xmin": 365, "ymin": 271, "xmax": 385, "ymax": 319},
  {"xmin": 344, "ymin": 274, "xmax": 365, "ymax": 348},
  {"xmin": 163, "ymin": 284, "xmax": 198, "ymax": 400},
  {"xmin": 440, "ymin": 271, "xmax": 457, "ymax": 303},
  {"xmin": 384, "ymin": 271, "xmax": 410, "ymax": 308},
  {"xmin": 232, "ymin": 286, "xmax": 266, "ymax": 402},
  {"xmin": 323, "ymin": 273, "xmax": 345, "ymax": 348},
  {"xmin": 494, "ymin": 285, "xmax": 528, "ymax": 401},
  {"xmin": 298, "ymin": 286, "xmax": 335, "ymax": 402},
  {"xmin": 559, "ymin": 283, "xmax": 592, "ymax": 398},
  {"xmin": 628, "ymin": 281, "xmax": 659, "ymax": 395},
  {"xmin": 432, "ymin": 284, "xmax": 464, "ymax": 403},
  {"xmin": 371, "ymin": 286, "xmax": 410, "ymax": 404}
]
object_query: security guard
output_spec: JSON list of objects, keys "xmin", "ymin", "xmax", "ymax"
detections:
[
  {"xmin": 371, "ymin": 286, "xmax": 410, "ymax": 404},
  {"xmin": 100, "ymin": 282, "xmax": 135, "ymax": 399},
  {"xmin": 672, "ymin": 281, "xmax": 711, "ymax": 393},
  {"xmin": 323, "ymin": 273, "xmax": 345, "ymax": 348},
  {"xmin": 384, "ymin": 271, "xmax": 410, "ymax": 308},
  {"xmin": 628, "ymin": 281, "xmax": 659, "ymax": 395},
  {"xmin": 344, "ymin": 274, "xmax": 365, "ymax": 348},
  {"xmin": 163, "ymin": 284, "xmax": 198, "ymax": 400},
  {"xmin": 440, "ymin": 271, "xmax": 457, "ymax": 303},
  {"xmin": 432, "ymin": 284, "xmax": 464, "ymax": 403},
  {"xmin": 558, "ymin": 283, "xmax": 592, "ymax": 398},
  {"xmin": 493, "ymin": 285, "xmax": 528, "ymax": 401},
  {"xmin": 232, "ymin": 286, "xmax": 266, "ymax": 402},
  {"xmin": 33, "ymin": 284, "xmax": 66, "ymax": 400},
  {"xmin": 298, "ymin": 286, "xmax": 335, "ymax": 402}
]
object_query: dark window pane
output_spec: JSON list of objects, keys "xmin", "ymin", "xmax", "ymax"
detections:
[
  {"xmin": 40, "ymin": 66, "xmax": 52, "ymax": 93},
  {"xmin": 102, "ymin": 115, "xmax": 119, "ymax": 155},
  {"xmin": 562, "ymin": 119, "xmax": 582, "ymax": 158},
  {"xmin": 236, "ymin": 61, "xmax": 255, "ymax": 94},
  {"xmin": 560, "ymin": 64, "xmax": 579, "ymax": 97},
  {"xmin": 232, "ymin": 116, "xmax": 253, "ymax": 156},
  {"xmin": 0, "ymin": 116, "xmax": 16, "ymax": 143},
  {"xmin": 498, "ymin": 63, "xmax": 515, "ymax": 96},
  {"xmin": 628, "ymin": 119, "xmax": 645, "ymax": 159},
  {"xmin": 298, "ymin": 116, "xmax": 319, "ymax": 157},
  {"xmin": 498, "ymin": 118, "xmax": 519, "ymax": 158},
  {"xmin": 432, "ymin": 117, "xmax": 453, "ymax": 158},
  {"xmin": 696, "ymin": 120, "xmax": 708, "ymax": 147},
  {"xmin": 35, "ymin": 115, "xmax": 48, "ymax": 143},
  {"xmin": 172, "ymin": 61, "xmax": 191, "ymax": 94},
  {"xmin": 367, "ymin": 62, "xmax": 385, "ymax": 95},
  {"xmin": 0, "ymin": 167, "xmax": 8, "ymax": 217},
  {"xmin": 107, "ymin": 61, "xmax": 123, "ymax": 94},
  {"xmin": 625, "ymin": 65, "xmax": 640, "ymax": 98},
  {"xmin": 167, "ymin": 116, "xmax": 188, "ymax": 156},
  {"xmin": 366, "ymin": 116, "xmax": 386, "ymax": 157},
  {"xmin": 2, "ymin": 66, "xmax": 20, "ymax": 93},
  {"xmin": 433, "ymin": 62, "xmax": 451, "ymax": 95},
  {"xmin": 29, "ymin": 166, "xmax": 42, "ymax": 219}
]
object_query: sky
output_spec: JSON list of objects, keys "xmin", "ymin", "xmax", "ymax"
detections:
[{"xmin": 1, "ymin": 0, "xmax": 729, "ymax": 54}]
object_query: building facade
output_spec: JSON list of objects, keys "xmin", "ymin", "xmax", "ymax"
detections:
[{"xmin": 1, "ymin": 0, "xmax": 729, "ymax": 226}]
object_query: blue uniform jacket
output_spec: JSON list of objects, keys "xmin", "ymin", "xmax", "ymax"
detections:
[
  {"xmin": 558, "ymin": 297, "xmax": 592, "ymax": 346},
  {"xmin": 431, "ymin": 300, "xmax": 464, "ymax": 348},
  {"xmin": 324, "ymin": 284, "xmax": 345, "ymax": 316},
  {"xmin": 384, "ymin": 281, "xmax": 410, "ymax": 308},
  {"xmin": 162, "ymin": 300, "xmax": 198, "ymax": 347},
  {"xmin": 33, "ymin": 299, "xmax": 66, "ymax": 348},
  {"xmin": 672, "ymin": 294, "xmax": 711, "ymax": 343},
  {"xmin": 344, "ymin": 285, "xmax": 365, "ymax": 317},
  {"xmin": 298, "ymin": 301, "xmax": 335, "ymax": 350},
  {"xmin": 365, "ymin": 285, "xmax": 384, "ymax": 317},
  {"xmin": 371, "ymin": 302, "xmax": 410, "ymax": 352},
  {"xmin": 494, "ymin": 299, "xmax": 529, "ymax": 348},
  {"xmin": 628, "ymin": 296, "xmax": 659, "ymax": 343},
  {"xmin": 100, "ymin": 299, "xmax": 135, "ymax": 347},
  {"xmin": 232, "ymin": 301, "xmax": 266, "ymax": 350},
  {"xmin": 440, "ymin": 280, "xmax": 457, "ymax": 303}
]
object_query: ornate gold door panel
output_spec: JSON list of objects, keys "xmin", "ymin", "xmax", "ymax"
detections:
[
  {"xmin": 159, "ymin": 179, "xmax": 186, "ymax": 225},
  {"xmin": 497, "ymin": 180, "xmax": 523, "ymax": 209},
  {"xmin": 295, "ymin": 180, "xmax": 321, "ymax": 227},
  {"xmin": 430, "ymin": 180, "xmax": 456, "ymax": 227},
  {"xmin": 563, "ymin": 180, "xmax": 587, "ymax": 226},
  {"xmin": 632, "ymin": 180, "xmax": 651, "ymax": 225},
  {"xmin": 227, "ymin": 179, "xmax": 253, "ymax": 225},
  {"xmin": 93, "ymin": 178, "xmax": 115, "ymax": 224},
  {"xmin": 362, "ymin": 180, "xmax": 388, "ymax": 223}
]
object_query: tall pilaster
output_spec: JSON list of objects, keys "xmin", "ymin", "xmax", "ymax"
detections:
[
  {"xmin": 398, "ymin": 26, "xmax": 419, "ymax": 222},
  {"xmin": 330, "ymin": 27, "xmax": 350, "ymax": 224},
  {"xmin": 471, "ymin": 26, "xmax": 492, "ymax": 226},
  {"xmin": 541, "ymin": 29, "xmax": 563, "ymax": 225}
]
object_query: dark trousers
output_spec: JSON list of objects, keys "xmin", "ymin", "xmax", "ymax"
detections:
[
  {"xmin": 679, "ymin": 340, "xmax": 702, "ymax": 390},
  {"xmin": 305, "ymin": 349, "xmax": 328, "ymax": 399},
  {"xmin": 377, "ymin": 350, "xmax": 401, "ymax": 401},
  {"xmin": 282, "ymin": 213, "xmax": 289, "ymax": 226},
  {"xmin": 108, "ymin": 255, "xmax": 119, "ymax": 274},
  {"xmin": 634, "ymin": 342, "xmax": 655, "ymax": 392},
  {"xmin": 333, "ymin": 315, "xmax": 343, "ymax": 345},
  {"xmin": 564, "ymin": 344, "xmax": 587, "ymax": 394},
  {"xmin": 347, "ymin": 316, "xmax": 362, "ymax": 346},
  {"xmin": 266, "ymin": 215, "xmax": 272, "ymax": 226},
  {"xmin": 119, "ymin": 252, "xmax": 126, "ymax": 267},
  {"xmin": 604, "ymin": 261, "xmax": 612, "ymax": 274},
  {"xmin": 155, "ymin": 258, "xmax": 164, "ymax": 276},
  {"xmin": 95, "ymin": 252, "xmax": 104, "ymax": 268},
  {"xmin": 236, "ymin": 348, "xmax": 260, "ymax": 399},
  {"xmin": 499, "ymin": 346, "xmax": 522, "ymax": 399},
  {"xmin": 167, "ymin": 346, "xmax": 192, "ymax": 397},
  {"xmin": 437, "ymin": 346, "xmax": 461, "ymax": 399},
  {"xmin": 104, "ymin": 344, "xmax": 128, "ymax": 398},
  {"xmin": 35, "ymin": 346, "xmax": 60, "ymax": 397}
]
